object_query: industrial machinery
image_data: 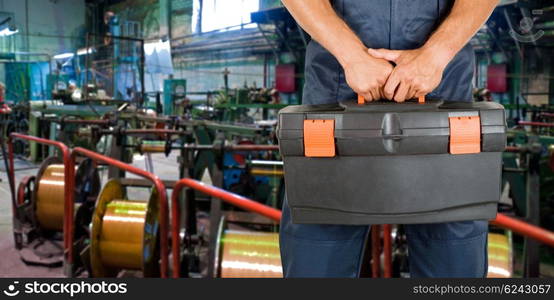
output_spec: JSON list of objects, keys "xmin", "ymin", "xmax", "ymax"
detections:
[{"xmin": 13, "ymin": 156, "xmax": 100, "ymax": 272}]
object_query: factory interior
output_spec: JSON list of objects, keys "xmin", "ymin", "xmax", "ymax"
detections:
[{"xmin": 0, "ymin": 0, "xmax": 552, "ymax": 279}]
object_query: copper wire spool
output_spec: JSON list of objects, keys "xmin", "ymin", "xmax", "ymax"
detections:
[
  {"xmin": 90, "ymin": 179, "xmax": 160, "ymax": 277},
  {"xmin": 34, "ymin": 158, "xmax": 100, "ymax": 232},
  {"xmin": 487, "ymin": 232, "xmax": 513, "ymax": 278},
  {"xmin": 216, "ymin": 219, "xmax": 282, "ymax": 278},
  {"xmin": 250, "ymin": 168, "xmax": 284, "ymax": 177},
  {"xmin": 249, "ymin": 160, "xmax": 284, "ymax": 177},
  {"xmin": 35, "ymin": 157, "xmax": 66, "ymax": 231},
  {"xmin": 140, "ymin": 143, "xmax": 166, "ymax": 154}
]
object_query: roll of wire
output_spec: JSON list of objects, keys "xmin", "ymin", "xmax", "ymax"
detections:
[
  {"xmin": 249, "ymin": 160, "xmax": 284, "ymax": 177},
  {"xmin": 90, "ymin": 179, "xmax": 160, "ymax": 277},
  {"xmin": 486, "ymin": 232, "xmax": 513, "ymax": 278},
  {"xmin": 35, "ymin": 158, "xmax": 66, "ymax": 231},
  {"xmin": 34, "ymin": 157, "xmax": 100, "ymax": 232},
  {"xmin": 139, "ymin": 141, "xmax": 166, "ymax": 154},
  {"xmin": 216, "ymin": 218, "xmax": 282, "ymax": 278}
]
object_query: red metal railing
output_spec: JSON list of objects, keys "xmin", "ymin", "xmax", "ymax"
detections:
[
  {"xmin": 518, "ymin": 121, "xmax": 554, "ymax": 128},
  {"xmin": 70, "ymin": 147, "xmax": 170, "ymax": 278},
  {"xmin": 382, "ymin": 224, "xmax": 392, "ymax": 278},
  {"xmin": 171, "ymin": 178, "xmax": 281, "ymax": 277},
  {"xmin": 7, "ymin": 133, "xmax": 73, "ymax": 269},
  {"xmin": 492, "ymin": 214, "xmax": 554, "ymax": 248}
]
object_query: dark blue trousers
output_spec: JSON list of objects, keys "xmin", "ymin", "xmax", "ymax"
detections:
[{"xmin": 280, "ymin": 199, "xmax": 488, "ymax": 278}]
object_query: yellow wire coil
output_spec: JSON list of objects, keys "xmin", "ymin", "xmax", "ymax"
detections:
[
  {"xmin": 250, "ymin": 168, "xmax": 284, "ymax": 177},
  {"xmin": 35, "ymin": 164, "xmax": 67, "ymax": 231},
  {"xmin": 220, "ymin": 230, "xmax": 282, "ymax": 278},
  {"xmin": 98, "ymin": 200, "xmax": 148, "ymax": 270},
  {"xmin": 91, "ymin": 179, "xmax": 160, "ymax": 277},
  {"xmin": 487, "ymin": 232, "xmax": 512, "ymax": 278},
  {"xmin": 140, "ymin": 144, "xmax": 166, "ymax": 154}
]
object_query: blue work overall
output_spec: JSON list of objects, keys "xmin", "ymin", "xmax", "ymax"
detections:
[{"xmin": 280, "ymin": 0, "xmax": 488, "ymax": 277}]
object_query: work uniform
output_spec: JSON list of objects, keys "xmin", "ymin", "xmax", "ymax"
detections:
[{"xmin": 280, "ymin": 0, "xmax": 488, "ymax": 277}]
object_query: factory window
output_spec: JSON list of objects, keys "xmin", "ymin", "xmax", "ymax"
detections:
[{"xmin": 192, "ymin": 0, "xmax": 259, "ymax": 33}]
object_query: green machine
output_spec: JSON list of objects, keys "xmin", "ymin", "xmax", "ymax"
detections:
[
  {"xmin": 27, "ymin": 101, "xmax": 118, "ymax": 162},
  {"xmin": 163, "ymin": 79, "xmax": 187, "ymax": 115}
]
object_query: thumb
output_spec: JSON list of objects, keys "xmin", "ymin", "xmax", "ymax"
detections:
[{"xmin": 367, "ymin": 48, "xmax": 401, "ymax": 62}]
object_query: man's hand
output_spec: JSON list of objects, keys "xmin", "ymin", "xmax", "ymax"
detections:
[
  {"xmin": 367, "ymin": 47, "xmax": 449, "ymax": 102},
  {"xmin": 343, "ymin": 53, "xmax": 394, "ymax": 102}
]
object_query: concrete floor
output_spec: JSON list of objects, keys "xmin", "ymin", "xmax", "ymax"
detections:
[{"xmin": 0, "ymin": 152, "xmax": 183, "ymax": 278}]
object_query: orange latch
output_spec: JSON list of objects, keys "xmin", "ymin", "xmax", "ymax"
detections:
[
  {"xmin": 449, "ymin": 115, "xmax": 481, "ymax": 154},
  {"xmin": 304, "ymin": 119, "xmax": 335, "ymax": 157}
]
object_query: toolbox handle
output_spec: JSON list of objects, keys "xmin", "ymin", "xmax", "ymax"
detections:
[
  {"xmin": 358, "ymin": 94, "xmax": 426, "ymax": 104},
  {"xmin": 342, "ymin": 96, "xmax": 443, "ymax": 112}
]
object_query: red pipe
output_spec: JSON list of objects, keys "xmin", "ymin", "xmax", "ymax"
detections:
[
  {"xmin": 171, "ymin": 178, "xmax": 282, "ymax": 277},
  {"xmin": 492, "ymin": 213, "xmax": 554, "ymax": 248},
  {"xmin": 518, "ymin": 121, "xmax": 554, "ymax": 127},
  {"xmin": 382, "ymin": 224, "xmax": 392, "ymax": 278},
  {"xmin": 371, "ymin": 225, "xmax": 381, "ymax": 278},
  {"xmin": 71, "ymin": 147, "xmax": 170, "ymax": 278},
  {"xmin": 8, "ymin": 134, "xmax": 72, "ymax": 269}
]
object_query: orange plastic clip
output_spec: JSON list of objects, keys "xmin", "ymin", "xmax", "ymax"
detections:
[
  {"xmin": 418, "ymin": 95, "xmax": 425, "ymax": 103},
  {"xmin": 449, "ymin": 115, "xmax": 481, "ymax": 154},
  {"xmin": 304, "ymin": 119, "xmax": 335, "ymax": 157},
  {"xmin": 358, "ymin": 94, "xmax": 364, "ymax": 104}
]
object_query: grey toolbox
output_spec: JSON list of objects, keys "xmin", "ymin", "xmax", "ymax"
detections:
[{"xmin": 277, "ymin": 100, "xmax": 506, "ymax": 224}]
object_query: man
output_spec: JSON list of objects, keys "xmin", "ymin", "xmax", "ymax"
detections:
[{"xmin": 279, "ymin": 0, "xmax": 499, "ymax": 277}]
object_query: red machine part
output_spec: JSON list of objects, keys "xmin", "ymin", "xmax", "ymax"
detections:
[
  {"xmin": 8, "ymin": 133, "xmax": 73, "ymax": 271},
  {"xmin": 275, "ymin": 64, "xmax": 296, "ymax": 93},
  {"xmin": 518, "ymin": 121, "xmax": 554, "ymax": 128},
  {"xmin": 492, "ymin": 214, "xmax": 554, "ymax": 248},
  {"xmin": 17, "ymin": 176, "xmax": 35, "ymax": 207},
  {"xmin": 487, "ymin": 64, "xmax": 507, "ymax": 93}
]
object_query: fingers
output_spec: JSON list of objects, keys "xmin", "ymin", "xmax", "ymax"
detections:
[
  {"xmin": 393, "ymin": 81, "xmax": 410, "ymax": 102},
  {"xmin": 406, "ymin": 85, "xmax": 418, "ymax": 101},
  {"xmin": 378, "ymin": 87, "xmax": 386, "ymax": 100},
  {"xmin": 383, "ymin": 71, "xmax": 400, "ymax": 100},
  {"xmin": 367, "ymin": 48, "xmax": 401, "ymax": 63},
  {"xmin": 367, "ymin": 88, "xmax": 380, "ymax": 102},
  {"xmin": 358, "ymin": 87, "xmax": 383, "ymax": 102},
  {"xmin": 414, "ymin": 89, "xmax": 427, "ymax": 97}
]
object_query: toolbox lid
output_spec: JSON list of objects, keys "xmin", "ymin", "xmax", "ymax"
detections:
[{"xmin": 277, "ymin": 100, "xmax": 506, "ymax": 156}]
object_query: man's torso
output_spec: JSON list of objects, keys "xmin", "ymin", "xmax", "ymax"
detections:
[{"xmin": 303, "ymin": 0, "xmax": 474, "ymax": 105}]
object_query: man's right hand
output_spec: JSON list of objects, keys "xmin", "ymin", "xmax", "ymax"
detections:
[{"xmin": 341, "ymin": 53, "xmax": 394, "ymax": 102}]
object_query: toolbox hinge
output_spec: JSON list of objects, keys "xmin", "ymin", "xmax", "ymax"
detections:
[
  {"xmin": 449, "ymin": 114, "xmax": 481, "ymax": 155},
  {"xmin": 303, "ymin": 119, "xmax": 335, "ymax": 157}
]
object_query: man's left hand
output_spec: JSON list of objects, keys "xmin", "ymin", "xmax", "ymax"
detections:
[{"xmin": 367, "ymin": 47, "xmax": 449, "ymax": 102}]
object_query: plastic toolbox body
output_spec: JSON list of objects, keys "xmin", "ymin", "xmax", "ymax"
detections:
[{"xmin": 277, "ymin": 100, "xmax": 506, "ymax": 225}]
